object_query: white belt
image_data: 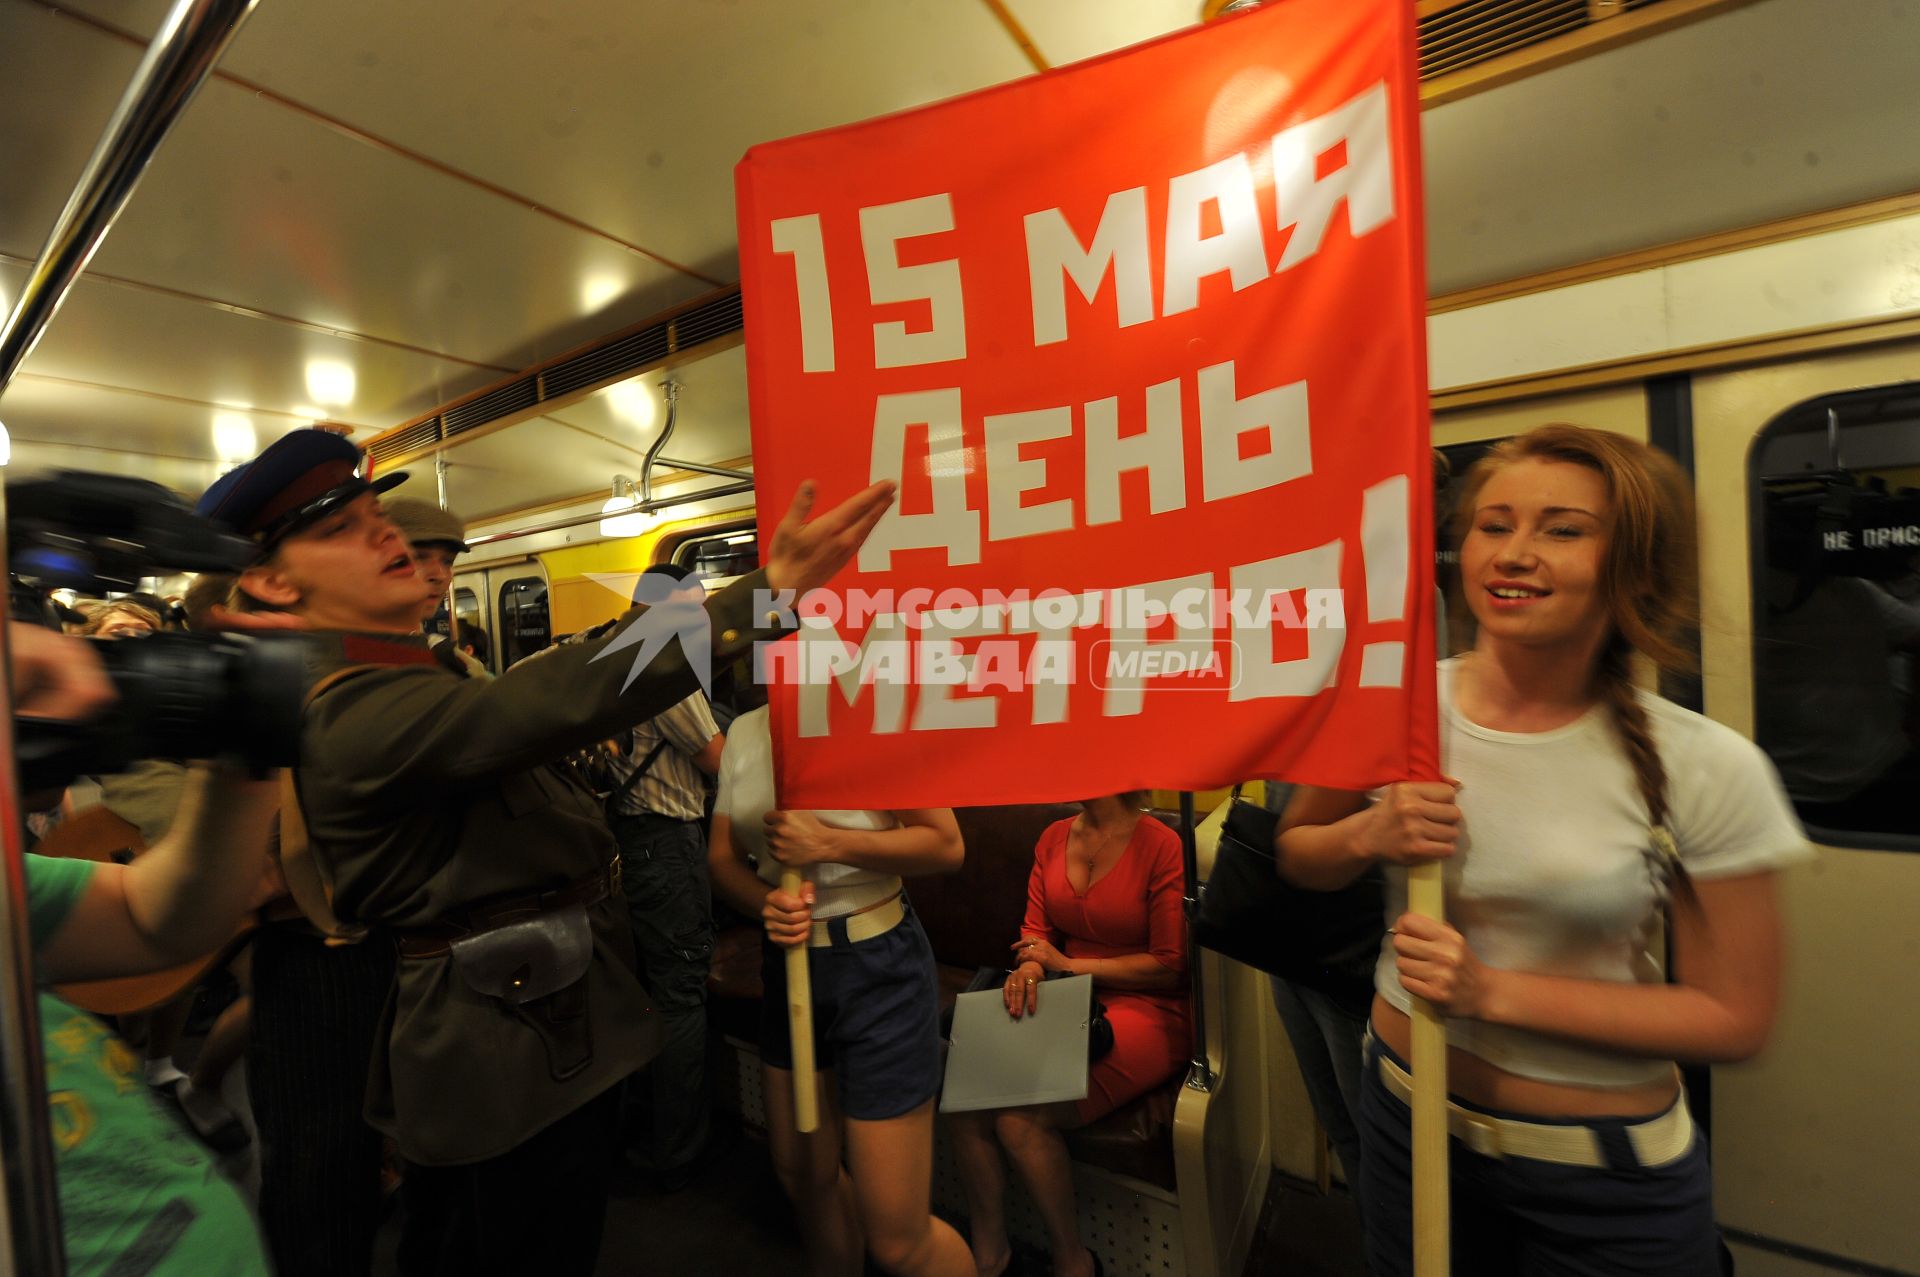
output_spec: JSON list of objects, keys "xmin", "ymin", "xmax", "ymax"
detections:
[
  {"xmin": 1374, "ymin": 1048, "xmax": 1694, "ymax": 1169},
  {"xmin": 807, "ymin": 892, "xmax": 905, "ymax": 949}
]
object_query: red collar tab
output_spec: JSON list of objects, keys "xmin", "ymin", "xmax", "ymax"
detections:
[{"xmin": 339, "ymin": 636, "xmax": 439, "ymax": 667}]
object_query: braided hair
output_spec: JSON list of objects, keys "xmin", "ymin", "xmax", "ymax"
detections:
[{"xmin": 1454, "ymin": 426, "xmax": 1700, "ymax": 903}]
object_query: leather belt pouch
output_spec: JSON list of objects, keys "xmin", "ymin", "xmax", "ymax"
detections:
[{"xmin": 448, "ymin": 902, "xmax": 593, "ymax": 1006}]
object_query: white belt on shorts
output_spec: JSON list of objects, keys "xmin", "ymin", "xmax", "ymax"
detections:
[
  {"xmin": 1374, "ymin": 1048, "xmax": 1694, "ymax": 1169},
  {"xmin": 808, "ymin": 892, "xmax": 905, "ymax": 949}
]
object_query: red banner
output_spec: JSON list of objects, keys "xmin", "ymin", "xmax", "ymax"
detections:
[{"xmin": 737, "ymin": 0, "xmax": 1436, "ymax": 810}]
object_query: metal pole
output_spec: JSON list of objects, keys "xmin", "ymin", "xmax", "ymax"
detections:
[
  {"xmin": 435, "ymin": 454, "xmax": 459, "ymax": 646},
  {"xmin": 0, "ymin": 481, "xmax": 65, "ymax": 1277},
  {"xmin": 0, "ymin": 3, "xmax": 261, "ymax": 1271},
  {"xmin": 1178, "ymin": 791, "xmax": 1213, "ymax": 1092},
  {"xmin": 657, "ymin": 455, "xmax": 752, "ymax": 482},
  {"xmin": 0, "ymin": 0, "xmax": 261, "ymax": 395}
]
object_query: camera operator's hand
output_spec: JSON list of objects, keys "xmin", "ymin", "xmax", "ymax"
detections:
[{"xmin": 9, "ymin": 622, "xmax": 114, "ymax": 719}]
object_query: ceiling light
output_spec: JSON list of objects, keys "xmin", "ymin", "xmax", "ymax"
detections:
[
  {"xmin": 604, "ymin": 378, "xmax": 658, "ymax": 430},
  {"xmin": 305, "ymin": 359, "xmax": 357, "ymax": 407},
  {"xmin": 599, "ymin": 475, "xmax": 654, "ymax": 538},
  {"xmin": 580, "ymin": 272, "xmax": 626, "ymax": 313},
  {"xmin": 212, "ymin": 411, "xmax": 257, "ymax": 462}
]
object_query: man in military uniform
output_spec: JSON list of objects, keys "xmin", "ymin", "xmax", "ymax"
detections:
[
  {"xmin": 201, "ymin": 428, "xmax": 889, "ymax": 1274},
  {"xmin": 386, "ymin": 497, "xmax": 490, "ymax": 677}
]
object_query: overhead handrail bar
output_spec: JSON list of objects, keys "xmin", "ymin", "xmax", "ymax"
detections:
[
  {"xmin": 0, "ymin": 0, "xmax": 261, "ymax": 395},
  {"xmin": 657, "ymin": 455, "xmax": 752, "ymax": 482},
  {"xmin": 0, "ymin": 3, "xmax": 263, "ymax": 1270},
  {"xmin": 463, "ymin": 480, "xmax": 756, "ymax": 550}
]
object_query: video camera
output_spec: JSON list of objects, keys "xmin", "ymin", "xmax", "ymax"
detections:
[{"xmin": 8, "ymin": 471, "xmax": 310, "ymax": 791}]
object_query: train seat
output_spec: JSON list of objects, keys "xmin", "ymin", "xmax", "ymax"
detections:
[{"xmin": 704, "ymin": 801, "xmax": 1184, "ymax": 1189}]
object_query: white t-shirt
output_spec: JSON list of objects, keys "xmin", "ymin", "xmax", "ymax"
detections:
[
  {"xmin": 714, "ymin": 707, "xmax": 901, "ymax": 920},
  {"xmin": 1376, "ymin": 658, "xmax": 1813, "ymax": 1088}
]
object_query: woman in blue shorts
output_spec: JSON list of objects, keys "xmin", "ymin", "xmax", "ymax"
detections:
[
  {"xmin": 1277, "ymin": 426, "xmax": 1810, "ymax": 1275},
  {"xmin": 707, "ymin": 704, "xmax": 973, "ymax": 1277}
]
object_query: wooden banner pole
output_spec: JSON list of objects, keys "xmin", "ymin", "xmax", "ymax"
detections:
[
  {"xmin": 1407, "ymin": 864, "xmax": 1450, "ymax": 1275},
  {"xmin": 781, "ymin": 867, "xmax": 819, "ymax": 1133}
]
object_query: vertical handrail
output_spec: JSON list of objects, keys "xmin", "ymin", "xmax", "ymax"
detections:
[
  {"xmin": 0, "ymin": 0, "xmax": 262, "ymax": 394},
  {"xmin": 1178, "ymin": 791, "xmax": 1213, "ymax": 1092},
  {"xmin": 0, "ymin": 480, "xmax": 64, "ymax": 1273},
  {"xmin": 0, "ymin": 2, "xmax": 261, "ymax": 1271}
]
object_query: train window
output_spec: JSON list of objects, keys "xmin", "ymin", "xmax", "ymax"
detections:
[
  {"xmin": 673, "ymin": 528, "xmax": 758, "ymax": 589},
  {"xmin": 426, "ymin": 587, "xmax": 480, "ymax": 644},
  {"xmin": 498, "ymin": 576, "xmax": 552, "ymax": 667},
  {"xmin": 1750, "ymin": 384, "xmax": 1920, "ymax": 852}
]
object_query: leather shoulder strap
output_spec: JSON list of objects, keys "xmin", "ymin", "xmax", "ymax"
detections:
[{"xmin": 275, "ymin": 664, "xmax": 383, "ymax": 945}]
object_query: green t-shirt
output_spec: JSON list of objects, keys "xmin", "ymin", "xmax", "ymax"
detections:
[{"xmin": 26, "ymin": 854, "xmax": 269, "ymax": 1277}]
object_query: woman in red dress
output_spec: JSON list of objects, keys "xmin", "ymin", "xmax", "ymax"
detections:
[{"xmin": 948, "ymin": 793, "xmax": 1190, "ymax": 1277}]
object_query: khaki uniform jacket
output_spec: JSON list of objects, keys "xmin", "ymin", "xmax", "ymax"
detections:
[{"xmin": 295, "ymin": 573, "xmax": 787, "ymax": 1165}]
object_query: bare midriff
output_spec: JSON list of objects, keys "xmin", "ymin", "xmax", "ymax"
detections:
[{"xmin": 1371, "ymin": 996, "xmax": 1680, "ymax": 1119}]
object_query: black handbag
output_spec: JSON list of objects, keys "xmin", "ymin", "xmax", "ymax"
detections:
[{"xmin": 1191, "ymin": 785, "xmax": 1385, "ymax": 1015}]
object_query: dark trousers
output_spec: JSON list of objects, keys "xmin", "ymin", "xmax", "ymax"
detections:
[
  {"xmin": 397, "ymin": 1081, "xmax": 623, "ymax": 1277},
  {"xmin": 610, "ymin": 811, "xmax": 714, "ymax": 1173},
  {"xmin": 250, "ymin": 925, "xmax": 396, "ymax": 1277},
  {"xmin": 1357, "ymin": 1036, "xmax": 1721, "ymax": 1276},
  {"xmin": 1269, "ymin": 976, "xmax": 1369, "ymax": 1223}
]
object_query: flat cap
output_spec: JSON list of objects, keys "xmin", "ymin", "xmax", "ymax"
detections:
[{"xmin": 385, "ymin": 498, "xmax": 469, "ymax": 553}]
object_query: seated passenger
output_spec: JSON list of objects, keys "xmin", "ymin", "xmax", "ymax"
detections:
[
  {"xmin": 11, "ymin": 621, "xmax": 277, "ymax": 1275},
  {"xmin": 1280, "ymin": 427, "xmax": 1809, "ymax": 1275},
  {"xmin": 705, "ymin": 704, "xmax": 973, "ymax": 1277},
  {"xmin": 949, "ymin": 793, "xmax": 1188, "ymax": 1277}
]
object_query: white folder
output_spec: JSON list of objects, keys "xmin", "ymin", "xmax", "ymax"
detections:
[{"xmin": 939, "ymin": 973, "xmax": 1094, "ymax": 1113}]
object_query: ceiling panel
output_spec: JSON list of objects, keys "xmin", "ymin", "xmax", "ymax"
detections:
[
  {"xmin": 0, "ymin": 374, "xmax": 278, "ymax": 496},
  {"xmin": 541, "ymin": 344, "xmax": 753, "ymax": 467},
  {"xmin": 55, "ymin": 0, "xmax": 1042, "ymax": 283},
  {"xmin": 0, "ymin": 4, "xmax": 137, "ymax": 258},
  {"xmin": 0, "ymin": 258, "xmax": 492, "ymax": 432},
  {"xmin": 1422, "ymin": 0, "xmax": 1920, "ymax": 292},
  {"xmin": 1003, "ymin": 0, "xmax": 1196, "ymax": 69},
  {"xmin": 1, "ymin": 4, "xmax": 710, "ymax": 374}
]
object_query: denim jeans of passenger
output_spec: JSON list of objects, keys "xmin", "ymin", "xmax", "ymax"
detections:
[
  {"xmin": 611, "ymin": 812, "xmax": 713, "ymax": 1174},
  {"xmin": 1269, "ymin": 975, "xmax": 1369, "ymax": 1224},
  {"xmin": 1357, "ymin": 1035, "xmax": 1721, "ymax": 1277}
]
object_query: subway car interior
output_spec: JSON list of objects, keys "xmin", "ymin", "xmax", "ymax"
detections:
[{"xmin": 3, "ymin": 0, "xmax": 1920, "ymax": 1274}]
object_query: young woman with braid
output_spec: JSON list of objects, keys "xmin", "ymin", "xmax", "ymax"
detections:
[{"xmin": 1278, "ymin": 426, "xmax": 1809, "ymax": 1275}]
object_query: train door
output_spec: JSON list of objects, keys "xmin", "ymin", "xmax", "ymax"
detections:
[
  {"xmin": 1692, "ymin": 342, "xmax": 1920, "ymax": 1277},
  {"xmin": 442, "ymin": 559, "xmax": 553, "ymax": 674}
]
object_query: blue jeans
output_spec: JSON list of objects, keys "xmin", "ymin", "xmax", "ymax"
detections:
[
  {"xmin": 1269, "ymin": 976, "xmax": 1368, "ymax": 1222},
  {"xmin": 1357, "ymin": 1035, "xmax": 1720, "ymax": 1276},
  {"xmin": 610, "ymin": 812, "xmax": 713, "ymax": 1173}
]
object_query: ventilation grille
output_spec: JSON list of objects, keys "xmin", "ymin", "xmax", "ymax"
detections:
[
  {"xmin": 1418, "ymin": 0, "xmax": 1590, "ymax": 80},
  {"xmin": 671, "ymin": 290, "xmax": 745, "ymax": 350},
  {"xmin": 443, "ymin": 377, "xmax": 537, "ymax": 438},
  {"xmin": 365, "ymin": 287, "xmax": 744, "ymax": 470}
]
